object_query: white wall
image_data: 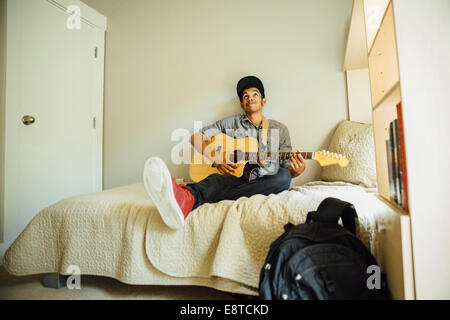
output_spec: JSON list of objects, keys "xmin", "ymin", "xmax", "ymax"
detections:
[
  {"xmin": 346, "ymin": 69, "xmax": 373, "ymax": 124},
  {"xmin": 393, "ymin": 0, "xmax": 450, "ymax": 299},
  {"xmin": 0, "ymin": 0, "xmax": 7, "ymax": 243},
  {"xmin": 103, "ymin": 0, "xmax": 353, "ymax": 189},
  {"xmin": 81, "ymin": 0, "xmax": 125, "ymax": 16}
]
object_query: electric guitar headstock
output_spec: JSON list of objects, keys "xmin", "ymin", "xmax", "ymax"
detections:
[{"xmin": 314, "ymin": 150, "xmax": 349, "ymax": 168}]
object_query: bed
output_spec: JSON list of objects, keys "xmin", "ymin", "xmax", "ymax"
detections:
[
  {"xmin": 3, "ymin": 180, "xmax": 382, "ymax": 295},
  {"xmin": 2, "ymin": 120, "xmax": 408, "ymax": 298}
]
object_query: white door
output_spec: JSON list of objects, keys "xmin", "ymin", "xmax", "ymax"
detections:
[{"xmin": 2, "ymin": 0, "xmax": 104, "ymax": 249}]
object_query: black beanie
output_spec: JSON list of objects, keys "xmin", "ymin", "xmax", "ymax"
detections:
[{"xmin": 236, "ymin": 76, "xmax": 265, "ymax": 102}]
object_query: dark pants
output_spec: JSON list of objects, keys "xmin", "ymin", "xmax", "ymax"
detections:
[{"xmin": 186, "ymin": 168, "xmax": 292, "ymax": 210}]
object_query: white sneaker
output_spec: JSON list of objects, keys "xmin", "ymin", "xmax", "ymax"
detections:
[{"xmin": 143, "ymin": 157, "xmax": 185, "ymax": 229}]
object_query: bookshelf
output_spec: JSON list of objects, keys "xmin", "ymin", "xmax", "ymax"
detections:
[
  {"xmin": 343, "ymin": 0, "xmax": 414, "ymax": 300},
  {"xmin": 367, "ymin": 1, "xmax": 408, "ymax": 214},
  {"xmin": 345, "ymin": 0, "xmax": 450, "ymax": 300}
]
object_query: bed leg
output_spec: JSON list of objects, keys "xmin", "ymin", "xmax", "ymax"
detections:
[{"xmin": 42, "ymin": 273, "xmax": 68, "ymax": 289}]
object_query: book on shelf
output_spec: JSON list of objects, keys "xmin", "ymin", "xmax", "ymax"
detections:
[
  {"xmin": 389, "ymin": 121, "xmax": 398, "ymax": 204},
  {"xmin": 385, "ymin": 101, "xmax": 409, "ymax": 213},
  {"xmin": 396, "ymin": 102, "xmax": 409, "ymax": 213},
  {"xmin": 386, "ymin": 139, "xmax": 396, "ymax": 201},
  {"xmin": 393, "ymin": 118, "xmax": 404, "ymax": 209}
]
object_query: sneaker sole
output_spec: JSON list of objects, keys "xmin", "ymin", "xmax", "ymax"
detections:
[{"xmin": 143, "ymin": 157, "xmax": 184, "ymax": 229}]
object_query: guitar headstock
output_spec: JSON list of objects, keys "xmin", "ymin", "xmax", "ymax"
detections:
[{"xmin": 314, "ymin": 150, "xmax": 349, "ymax": 168}]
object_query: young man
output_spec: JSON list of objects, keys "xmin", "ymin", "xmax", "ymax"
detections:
[{"xmin": 143, "ymin": 76, "xmax": 306, "ymax": 229}]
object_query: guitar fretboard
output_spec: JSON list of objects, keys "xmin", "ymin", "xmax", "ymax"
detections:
[{"xmin": 245, "ymin": 152, "xmax": 314, "ymax": 161}]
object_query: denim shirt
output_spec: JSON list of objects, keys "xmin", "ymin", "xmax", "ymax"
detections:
[{"xmin": 200, "ymin": 114, "xmax": 292, "ymax": 181}]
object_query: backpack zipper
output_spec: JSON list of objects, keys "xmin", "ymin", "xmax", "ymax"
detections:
[
  {"xmin": 263, "ymin": 237, "xmax": 309, "ymax": 272},
  {"xmin": 298, "ymin": 261, "xmax": 357, "ymax": 279}
]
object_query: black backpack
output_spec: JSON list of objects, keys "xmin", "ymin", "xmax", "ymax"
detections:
[{"xmin": 258, "ymin": 197, "xmax": 388, "ymax": 300}]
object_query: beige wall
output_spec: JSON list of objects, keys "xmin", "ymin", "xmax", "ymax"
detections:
[
  {"xmin": 103, "ymin": 0, "xmax": 353, "ymax": 189},
  {"xmin": 0, "ymin": 0, "xmax": 7, "ymax": 242}
]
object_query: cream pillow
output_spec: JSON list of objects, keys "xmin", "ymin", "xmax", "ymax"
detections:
[{"xmin": 320, "ymin": 120, "xmax": 377, "ymax": 188}]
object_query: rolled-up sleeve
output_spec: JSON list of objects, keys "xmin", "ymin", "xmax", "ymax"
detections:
[
  {"xmin": 200, "ymin": 120, "xmax": 224, "ymax": 141},
  {"xmin": 200, "ymin": 116, "xmax": 239, "ymax": 141}
]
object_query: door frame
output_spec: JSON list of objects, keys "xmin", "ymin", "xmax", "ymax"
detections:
[{"xmin": 0, "ymin": 0, "xmax": 106, "ymax": 260}]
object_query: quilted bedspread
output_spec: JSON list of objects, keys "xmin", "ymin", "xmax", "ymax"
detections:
[{"xmin": 3, "ymin": 181, "xmax": 384, "ymax": 295}]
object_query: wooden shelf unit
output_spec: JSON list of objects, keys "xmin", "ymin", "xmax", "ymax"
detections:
[
  {"xmin": 368, "ymin": 1, "xmax": 400, "ymax": 107},
  {"xmin": 346, "ymin": 0, "xmax": 450, "ymax": 300},
  {"xmin": 376, "ymin": 194, "xmax": 408, "ymax": 217},
  {"xmin": 366, "ymin": 1, "xmax": 406, "ymax": 213}
]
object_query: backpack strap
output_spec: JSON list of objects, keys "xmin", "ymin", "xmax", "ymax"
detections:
[{"xmin": 306, "ymin": 197, "xmax": 358, "ymax": 235}]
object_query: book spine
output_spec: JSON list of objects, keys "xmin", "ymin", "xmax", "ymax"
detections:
[
  {"xmin": 386, "ymin": 139, "xmax": 395, "ymax": 201},
  {"xmin": 389, "ymin": 121, "xmax": 398, "ymax": 203},
  {"xmin": 393, "ymin": 118, "xmax": 403, "ymax": 208},
  {"xmin": 397, "ymin": 102, "xmax": 409, "ymax": 212}
]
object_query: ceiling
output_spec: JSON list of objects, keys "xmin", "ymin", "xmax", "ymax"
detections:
[{"xmin": 80, "ymin": 0, "xmax": 126, "ymax": 16}]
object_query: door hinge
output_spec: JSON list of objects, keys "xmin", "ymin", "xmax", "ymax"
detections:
[
  {"xmin": 93, "ymin": 117, "xmax": 96, "ymax": 129},
  {"xmin": 94, "ymin": 47, "xmax": 98, "ymax": 58}
]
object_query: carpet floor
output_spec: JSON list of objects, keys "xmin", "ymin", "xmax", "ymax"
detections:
[{"xmin": 0, "ymin": 266, "xmax": 237, "ymax": 300}]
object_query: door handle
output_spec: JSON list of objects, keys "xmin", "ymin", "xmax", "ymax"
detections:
[{"xmin": 22, "ymin": 115, "xmax": 36, "ymax": 126}]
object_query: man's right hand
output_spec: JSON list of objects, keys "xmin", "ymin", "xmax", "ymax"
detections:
[{"xmin": 214, "ymin": 162, "xmax": 238, "ymax": 176}]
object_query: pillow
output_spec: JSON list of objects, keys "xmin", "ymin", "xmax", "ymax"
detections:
[{"xmin": 320, "ymin": 120, "xmax": 377, "ymax": 188}]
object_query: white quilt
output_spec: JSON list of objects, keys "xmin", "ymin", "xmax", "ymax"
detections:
[{"xmin": 3, "ymin": 181, "xmax": 385, "ymax": 295}]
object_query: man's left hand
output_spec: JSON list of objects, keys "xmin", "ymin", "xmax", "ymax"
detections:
[{"xmin": 288, "ymin": 149, "xmax": 306, "ymax": 178}]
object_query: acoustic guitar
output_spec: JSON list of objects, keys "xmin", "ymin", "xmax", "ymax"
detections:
[{"xmin": 189, "ymin": 133, "xmax": 349, "ymax": 182}]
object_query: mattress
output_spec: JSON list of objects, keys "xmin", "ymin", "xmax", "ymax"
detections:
[{"xmin": 3, "ymin": 180, "xmax": 387, "ymax": 296}]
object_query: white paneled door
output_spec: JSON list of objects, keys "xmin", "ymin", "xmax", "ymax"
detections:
[{"xmin": 2, "ymin": 0, "xmax": 105, "ymax": 252}]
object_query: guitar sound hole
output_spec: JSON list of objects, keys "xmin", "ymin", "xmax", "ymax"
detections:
[{"xmin": 230, "ymin": 150, "xmax": 244, "ymax": 163}]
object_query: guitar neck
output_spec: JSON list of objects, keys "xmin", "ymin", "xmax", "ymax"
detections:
[{"xmin": 246, "ymin": 151, "xmax": 314, "ymax": 161}]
